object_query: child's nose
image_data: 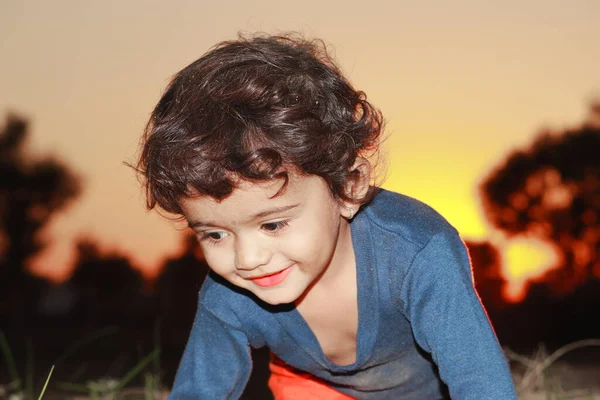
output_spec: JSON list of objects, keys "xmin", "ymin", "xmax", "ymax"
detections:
[{"xmin": 234, "ymin": 236, "xmax": 271, "ymax": 271}]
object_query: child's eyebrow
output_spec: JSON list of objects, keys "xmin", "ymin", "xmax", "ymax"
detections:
[
  {"xmin": 188, "ymin": 204, "xmax": 300, "ymax": 229},
  {"xmin": 252, "ymin": 203, "xmax": 300, "ymax": 219}
]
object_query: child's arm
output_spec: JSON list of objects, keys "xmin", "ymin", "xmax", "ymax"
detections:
[
  {"xmin": 168, "ymin": 303, "xmax": 252, "ymax": 399},
  {"xmin": 400, "ymin": 228, "xmax": 518, "ymax": 399}
]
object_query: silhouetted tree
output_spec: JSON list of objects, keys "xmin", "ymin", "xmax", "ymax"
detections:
[
  {"xmin": 479, "ymin": 104, "xmax": 600, "ymax": 295},
  {"xmin": 155, "ymin": 234, "xmax": 208, "ymax": 337},
  {"xmin": 465, "ymin": 240, "xmax": 506, "ymax": 310},
  {"xmin": 69, "ymin": 238, "xmax": 144, "ymax": 328},
  {"xmin": 0, "ymin": 114, "xmax": 80, "ymax": 329}
]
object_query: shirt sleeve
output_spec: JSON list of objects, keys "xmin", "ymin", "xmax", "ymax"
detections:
[
  {"xmin": 168, "ymin": 299, "xmax": 252, "ymax": 399},
  {"xmin": 400, "ymin": 228, "xmax": 518, "ymax": 400}
]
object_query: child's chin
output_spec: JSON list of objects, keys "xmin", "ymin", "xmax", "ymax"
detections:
[{"xmin": 254, "ymin": 288, "xmax": 303, "ymax": 306}]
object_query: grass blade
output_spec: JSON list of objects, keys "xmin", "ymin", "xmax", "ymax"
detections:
[
  {"xmin": 517, "ymin": 339, "xmax": 600, "ymax": 391},
  {"xmin": 52, "ymin": 326, "xmax": 120, "ymax": 369},
  {"xmin": 26, "ymin": 337, "xmax": 34, "ymax": 400},
  {"xmin": 37, "ymin": 365, "xmax": 54, "ymax": 400},
  {"xmin": 0, "ymin": 331, "xmax": 22, "ymax": 391},
  {"xmin": 113, "ymin": 348, "xmax": 160, "ymax": 392}
]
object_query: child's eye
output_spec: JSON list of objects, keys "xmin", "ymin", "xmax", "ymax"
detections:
[
  {"xmin": 261, "ymin": 220, "xmax": 289, "ymax": 233},
  {"xmin": 200, "ymin": 231, "xmax": 229, "ymax": 243}
]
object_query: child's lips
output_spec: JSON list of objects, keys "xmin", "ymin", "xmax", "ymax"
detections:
[{"xmin": 249, "ymin": 265, "xmax": 294, "ymax": 287}]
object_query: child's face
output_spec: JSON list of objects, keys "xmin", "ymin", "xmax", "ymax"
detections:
[{"xmin": 180, "ymin": 173, "xmax": 353, "ymax": 305}]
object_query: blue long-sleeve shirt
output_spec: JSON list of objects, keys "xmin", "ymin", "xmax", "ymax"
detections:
[{"xmin": 169, "ymin": 189, "xmax": 518, "ymax": 399}]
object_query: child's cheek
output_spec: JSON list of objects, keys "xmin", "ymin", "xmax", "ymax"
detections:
[
  {"xmin": 285, "ymin": 227, "xmax": 319, "ymax": 260},
  {"xmin": 202, "ymin": 246, "xmax": 234, "ymax": 275}
]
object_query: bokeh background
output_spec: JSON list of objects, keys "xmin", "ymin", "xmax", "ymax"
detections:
[{"xmin": 1, "ymin": 1, "xmax": 599, "ymax": 398}]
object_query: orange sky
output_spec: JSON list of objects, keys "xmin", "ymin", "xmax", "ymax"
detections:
[{"xmin": 1, "ymin": 1, "xmax": 599, "ymax": 287}]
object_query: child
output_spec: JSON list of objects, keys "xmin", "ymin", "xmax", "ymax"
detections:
[{"xmin": 137, "ymin": 33, "xmax": 517, "ymax": 399}]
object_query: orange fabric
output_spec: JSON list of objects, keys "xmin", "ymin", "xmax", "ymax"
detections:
[{"xmin": 268, "ymin": 357, "xmax": 355, "ymax": 400}]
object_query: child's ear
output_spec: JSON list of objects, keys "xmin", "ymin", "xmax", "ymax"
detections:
[{"xmin": 341, "ymin": 157, "xmax": 370, "ymax": 219}]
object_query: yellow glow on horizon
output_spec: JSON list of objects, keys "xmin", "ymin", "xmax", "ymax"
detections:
[
  {"xmin": 500, "ymin": 238, "xmax": 561, "ymax": 302},
  {"xmin": 382, "ymin": 156, "xmax": 490, "ymax": 240}
]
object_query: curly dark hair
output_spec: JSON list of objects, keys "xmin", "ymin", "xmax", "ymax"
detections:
[{"xmin": 137, "ymin": 33, "xmax": 384, "ymax": 215}]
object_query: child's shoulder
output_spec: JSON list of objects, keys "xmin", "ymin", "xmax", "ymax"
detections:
[
  {"xmin": 198, "ymin": 272, "xmax": 277, "ymax": 330},
  {"xmin": 200, "ymin": 272, "xmax": 254, "ymax": 306},
  {"xmin": 363, "ymin": 188, "xmax": 458, "ymax": 247}
]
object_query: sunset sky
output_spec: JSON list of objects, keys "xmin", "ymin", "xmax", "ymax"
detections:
[{"xmin": 1, "ymin": 1, "xmax": 599, "ymax": 290}]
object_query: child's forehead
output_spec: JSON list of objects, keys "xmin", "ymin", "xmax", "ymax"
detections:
[
  {"xmin": 232, "ymin": 177, "xmax": 291, "ymax": 198},
  {"xmin": 183, "ymin": 173, "xmax": 327, "ymax": 208},
  {"xmin": 221, "ymin": 168, "xmax": 311, "ymax": 197},
  {"xmin": 183, "ymin": 174, "xmax": 289, "ymax": 205},
  {"xmin": 230, "ymin": 172, "xmax": 319, "ymax": 199},
  {"xmin": 180, "ymin": 173, "xmax": 333, "ymax": 225}
]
